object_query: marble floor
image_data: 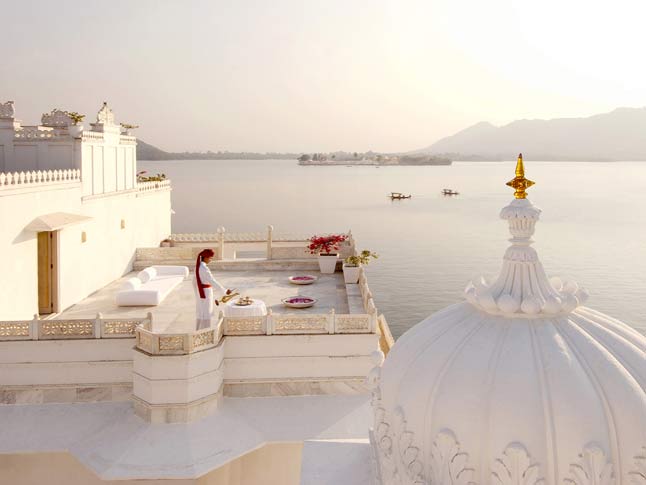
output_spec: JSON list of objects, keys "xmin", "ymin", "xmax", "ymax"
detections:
[{"xmin": 56, "ymin": 269, "xmax": 351, "ymax": 333}]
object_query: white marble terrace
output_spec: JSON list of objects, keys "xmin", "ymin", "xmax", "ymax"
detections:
[{"xmin": 57, "ymin": 270, "xmax": 356, "ymax": 334}]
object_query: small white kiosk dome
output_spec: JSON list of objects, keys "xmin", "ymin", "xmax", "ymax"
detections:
[{"xmin": 371, "ymin": 156, "xmax": 646, "ymax": 485}]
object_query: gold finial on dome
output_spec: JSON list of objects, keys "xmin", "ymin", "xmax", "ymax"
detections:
[{"xmin": 506, "ymin": 153, "xmax": 534, "ymax": 199}]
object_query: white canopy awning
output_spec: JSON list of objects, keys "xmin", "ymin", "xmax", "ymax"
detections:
[{"xmin": 25, "ymin": 212, "xmax": 93, "ymax": 232}]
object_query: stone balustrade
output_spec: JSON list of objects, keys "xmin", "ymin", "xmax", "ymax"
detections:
[
  {"xmin": 136, "ymin": 180, "xmax": 172, "ymax": 193},
  {"xmin": 166, "ymin": 227, "xmax": 355, "ymax": 262},
  {"xmin": 170, "ymin": 231, "xmax": 300, "ymax": 243},
  {"xmin": 0, "ymin": 168, "xmax": 81, "ymax": 190},
  {"xmin": 119, "ymin": 135, "xmax": 136, "ymax": 145},
  {"xmin": 134, "ymin": 309, "xmax": 376, "ymax": 356},
  {"xmin": 13, "ymin": 127, "xmax": 63, "ymax": 140},
  {"xmin": 135, "ymin": 318, "xmax": 222, "ymax": 356},
  {"xmin": 169, "ymin": 233, "xmax": 220, "ymax": 243},
  {"xmin": 377, "ymin": 314, "xmax": 395, "ymax": 355},
  {"xmin": 358, "ymin": 267, "xmax": 375, "ymax": 312},
  {"xmin": 224, "ymin": 310, "xmax": 374, "ymax": 336},
  {"xmin": 0, "ymin": 313, "xmax": 150, "ymax": 341},
  {"xmin": 170, "ymin": 229, "xmax": 354, "ymax": 244},
  {"xmin": 81, "ymin": 131, "xmax": 104, "ymax": 142}
]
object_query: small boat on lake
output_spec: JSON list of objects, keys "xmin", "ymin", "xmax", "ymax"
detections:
[
  {"xmin": 442, "ymin": 189, "xmax": 459, "ymax": 196},
  {"xmin": 390, "ymin": 192, "xmax": 412, "ymax": 200}
]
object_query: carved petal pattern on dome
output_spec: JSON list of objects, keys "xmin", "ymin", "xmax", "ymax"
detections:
[
  {"xmin": 491, "ymin": 443, "xmax": 543, "ymax": 485},
  {"xmin": 429, "ymin": 429, "xmax": 475, "ymax": 485},
  {"xmin": 565, "ymin": 444, "xmax": 614, "ymax": 485},
  {"xmin": 630, "ymin": 447, "xmax": 646, "ymax": 485},
  {"xmin": 374, "ymin": 405, "xmax": 392, "ymax": 455},
  {"xmin": 374, "ymin": 404, "xmax": 398, "ymax": 483},
  {"xmin": 393, "ymin": 407, "xmax": 426, "ymax": 484},
  {"xmin": 373, "ymin": 405, "xmax": 427, "ymax": 485}
]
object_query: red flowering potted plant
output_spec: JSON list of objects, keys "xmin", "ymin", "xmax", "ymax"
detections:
[{"xmin": 308, "ymin": 234, "xmax": 347, "ymax": 273}]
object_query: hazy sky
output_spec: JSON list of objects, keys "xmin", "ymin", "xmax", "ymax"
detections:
[{"xmin": 2, "ymin": 0, "xmax": 645, "ymax": 152}]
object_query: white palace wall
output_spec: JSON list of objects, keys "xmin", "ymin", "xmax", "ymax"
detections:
[
  {"xmin": 0, "ymin": 101, "xmax": 170, "ymax": 320},
  {"xmin": 0, "ymin": 183, "xmax": 170, "ymax": 319}
]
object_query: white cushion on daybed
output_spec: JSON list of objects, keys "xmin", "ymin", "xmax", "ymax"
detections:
[
  {"xmin": 137, "ymin": 267, "xmax": 157, "ymax": 283},
  {"xmin": 116, "ymin": 265, "xmax": 189, "ymax": 306},
  {"xmin": 121, "ymin": 277, "xmax": 142, "ymax": 291}
]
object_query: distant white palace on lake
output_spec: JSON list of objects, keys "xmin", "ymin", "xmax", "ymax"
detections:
[{"xmin": 0, "ymin": 102, "xmax": 644, "ymax": 485}]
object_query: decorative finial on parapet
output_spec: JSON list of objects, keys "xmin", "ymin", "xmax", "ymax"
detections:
[
  {"xmin": 506, "ymin": 153, "xmax": 534, "ymax": 199},
  {"xmin": 96, "ymin": 102, "xmax": 115, "ymax": 125},
  {"xmin": 0, "ymin": 101, "xmax": 15, "ymax": 119}
]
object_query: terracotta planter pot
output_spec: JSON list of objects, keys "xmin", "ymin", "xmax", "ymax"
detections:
[
  {"xmin": 342, "ymin": 264, "xmax": 361, "ymax": 284},
  {"xmin": 317, "ymin": 253, "xmax": 338, "ymax": 274}
]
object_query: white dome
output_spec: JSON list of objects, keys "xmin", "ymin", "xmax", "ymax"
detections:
[{"xmin": 370, "ymin": 161, "xmax": 646, "ymax": 485}]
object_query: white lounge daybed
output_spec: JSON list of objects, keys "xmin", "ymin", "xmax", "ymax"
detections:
[{"xmin": 115, "ymin": 265, "xmax": 189, "ymax": 306}]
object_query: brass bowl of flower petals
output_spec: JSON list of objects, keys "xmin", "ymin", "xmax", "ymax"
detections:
[
  {"xmin": 282, "ymin": 296, "xmax": 317, "ymax": 309},
  {"xmin": 234, "ymin": 296, "xmax": 254, "ymax": 306},
  {"xmin": 288, "ymin": 275, "xmax": 317, "ymax": 285}
]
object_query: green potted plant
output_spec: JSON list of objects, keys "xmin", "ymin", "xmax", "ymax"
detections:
[
  {"xmin": 308, "ymin": 234, "xmax": 347, "ymax": 274},
  {"xmin": 66, "ymin": 111, "xmax": 85, "ymax": 138},
  {"xmin": 343, "ymin": 250, "xmax": 378, "ymax": 284}
]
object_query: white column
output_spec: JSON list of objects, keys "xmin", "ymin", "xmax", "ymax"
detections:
[
  {"xmin": 217, "ymin": 226, "xmax": 225, "ymax": 260},
  {"xmin": 267, "ymin": 224, "xmax": 274, "ymax": 260}
]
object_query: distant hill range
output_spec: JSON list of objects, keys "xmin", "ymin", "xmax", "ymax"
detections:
[
  {"xmin": 417, "ymin": 107, "xmax": 646, "ymax": 161},
  {"xmin": 137, "ymin": 140, "xmax": 299, "ymax": 161}
]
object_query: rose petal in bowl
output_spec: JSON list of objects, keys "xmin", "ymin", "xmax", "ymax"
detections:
[
  {"xmin": 282, "ymin": 296, "xmax": 317, "ymax": 308},
  {"xmin": 288, "ymin": 275, "xmax": 317, "ymax": 285}
]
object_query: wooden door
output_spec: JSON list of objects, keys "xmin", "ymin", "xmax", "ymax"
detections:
[{"xmin": 37, "ymin": 231, "xmax": 57, "ymax": 314}]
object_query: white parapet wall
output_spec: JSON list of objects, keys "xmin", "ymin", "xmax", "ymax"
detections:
[
  {"xmin": 0, "ymin": 338, "xmax": 134, "ymax": 404},
  {"xmin": 131, "ymin": 331, "xmax": 379, "ymax": 423}
]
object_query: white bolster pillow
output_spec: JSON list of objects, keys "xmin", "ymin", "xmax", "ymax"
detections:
[
  {"xmin": 121, "ymin": 277, "xmax": 142, "ymax": 291},
  {"xmin": 153, "ymin": 265, "xmax": 189, "ymax": 277},
  {"xmin": 138, "ymin": 267, "xmax": 157, "ymax": 283}
]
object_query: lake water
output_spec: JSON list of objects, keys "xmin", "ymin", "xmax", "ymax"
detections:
[{"xmin": 140, "ymin": 159, "xmax": 646, "ymax": 338}]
